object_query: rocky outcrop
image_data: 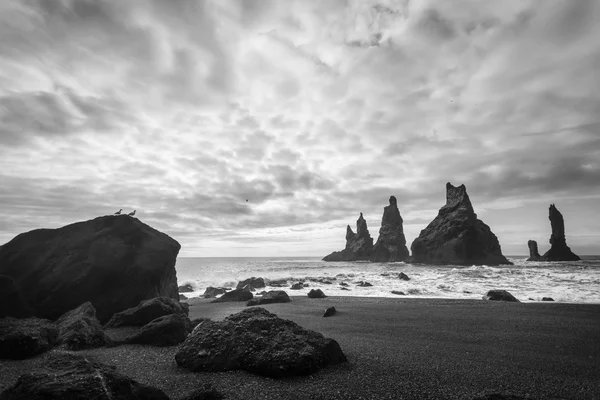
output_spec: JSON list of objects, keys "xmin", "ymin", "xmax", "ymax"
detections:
[
  {"xmin": 308, "ymin": 289, "xmax": 327, "ymax": 298},
  {"xmin": 410, "ymin": 183, "xmax": 511, "ymax": 266},
  {"xmin": 246, "ymin": 290, "xmax": 291, "ymax": 306},
  {"xmin": 483, "ymin": 290, "xmax": 520, "ymax": 302},
  {"xmin": 236, "ymin": 277, "xmax": 266, "ymax": 291},
  {"xmin": 127, "ymin": 313, "xmax": 192, "ymax": 346},
  {"xmin": 541, "ymin": 204, "xmax": 580, "ymax": 261},
  {"xmin": 179, "ymin": 284, "xmax": 194, "ymax": 293},
  {"xmin": 371, "ymin": 197, "xmax": 409, "ymax": 262},
  {"xmin": 0, "ymin": 317, "xmax": 58, "ymax": 359},
  {"xmin": 323, "ymin": 213, "xmax": 374, "ymax": 261},
  {"xmin": 211, "ymin": 287, "xmax": 253, "ymax": 303},
  {"xmin": 56, "ymin": 302, "xmax": 112, "ymax": 350},
  {"xmin": 0, "ymin": 353, "xmax": 169, "ymax": 400},
  {"xmin": 175, "ymin": 307, "xmax": 347, "ymax": 377},
  {"xmin": 0, "ymin": 215, "xmax": 180, "ymax": 323},
  {"xmin": 203, "ymin": 287, "xmax": 229, "ymax": 298},
  {"xmin": 526, "ymin": 240, "xmax": 542, "ymax": 261},
  {"xmin": 0, "ymin": 275, "xmax": 33, "ymax": 318},
  {"xmin": 104, "ymin": 297, "xmax": 187, "ymax": 328}
]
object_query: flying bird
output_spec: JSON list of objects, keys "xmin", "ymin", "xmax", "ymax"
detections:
[
  {"xmin": 114, "ymin": 209, "xmax": 122, "ymax": 215},
  {"xmin": 128, "ymin": 210, "xmax": 136, "ymax": 216}
]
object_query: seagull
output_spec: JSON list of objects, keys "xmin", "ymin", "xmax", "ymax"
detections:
[
  {"xmin": 114, "ymin": 209, "xmax": 122, "ymax": 215},
  {"xmin": 128, "ymin": 210, "xmax": 136, "ymax": 217}
]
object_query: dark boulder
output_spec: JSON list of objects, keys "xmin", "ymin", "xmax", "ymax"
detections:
[
  {"xmin": 391, "ymin": 290, "xmax": 406, "ymax": 295},
  {"xmin": 175, "ymin": 307, "xmax": 347, "ymax": 377},
  {"xmin": 340, "ymin": 287, "xmax": 351, "ymax": 291},
  {"xmin": 104, "ymin": 297, "xmax": 187, "ymax": 328},
  {"xmin": 247, "ymin": 290, "xmax": 291, "ymax": 306},
  {"xmin": 236, "ymin": 277, "xmax": 265, "ymax": 290},
  {"xmin": 178, "ymin": 284, "xmax": 195, "ymax": 293},
  {"xmin": 398, "ymin": 272, "xmax": 410, "ymax": 281},
  {"xmin": 0, "ymin": 215, "xmax": 180, "ymax": 323},
  {"xmin": 541, "ymin": 204, "xmax": 581, "ymax": 261},
  {"xmin": 323, "ymin": 213, "xmax": 374, "ymax": 261},
  {"xmin": 356, "ymin": 281, "xmax": 373, "ymax": 287},
  {"xmin": 483, "ymin": 290, "xmax": 520, "ymax": 302},
  {"xmin": 211, "ymin": 287, "xmax": 253, "ymax": 303},
  {"xmin": 339, "ymin": 282, "xmax": 349, "ymax": 287},
  {"xmin": 0, "ymin": 352, "xmax": 169, "ymax": 400},
  {"xmin": 127, "ymin": 313, "xmax": 192, "ymax": 346},
  {"xmin": 56, "ymin": 302, "xmax": 112, "ymax": 350},
  {"xmin": 267, "ymin": 279, "xmax": 288, "ymax": 287},
  {"xmin": 203, "ymin": 287, "xmax": 228, "ymax": 298},
  {"xmin": 542, "ymin": 297, "xmax": 555, "ymax": 302},
  {"xmin": 290, "ymin": 282, "xmax": 304, "ymax": 290},
  {"xmin": 0, "ymin": 317, "xmax": 58, "ymax": 359},
  {"xmin": 308, "ymin": 289, "xmax": 327, "ymax": 298},
  {"xmin": 0, "ymin": 275, "xmax": 34, "ymax": 318},
  {"xmin": 526, "ymin": 240, "xmax": 542, "ymax": 261},
  {"xmin": 323, "ymin": 307, "xmax": 336, "ymax": 317},
  {"xmin": 370, "ymin": 197, "xmax": 410, "ymax": 262},
  {"xmin": 411, "ymin": 183, "xmax": 512, "ymax": 266}
]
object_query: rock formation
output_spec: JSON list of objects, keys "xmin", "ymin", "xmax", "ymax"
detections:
[
  {"xmin": 323, "ymin": 213, "xmax": 374, "ymax": 261},
  {"xmin": 104, "ymin": 297, "xmax": 187, "ymax": 328},
  {"xmin": 307, "ymin": 289, "xmax": 327, "ymax": 298},
  {"xmin": 526, "ymin": 240, "xmax": 541, "ymax": 261},
  {"xmin": 541, "ymin": 204, "xmax": 580, "ymax": 261},
  {"xmin": 246, "ymin": 290, "xmax": 291, "ymax": 306},
  {"xmin": 236, "ymin": 277, "xmax": 266, "ymax": 290},
  {"xmin": 0, "ymin": 215, "xmax": 180, "ymax": 323},
  {"xmin": 126, "ymin": 313, "xmax": 192, "ymax": 347},
  {"xmin": 410, "ymin": 183, "xmax": 511, "ymax": 266},
  {"xmin": 56, "ymin": 302, "xmax": 112, "ymax": 350},
  {"xmin": 370, "ymin": 196, "xmax": 410, "ymax": 262},
  {"xmin": 0, "ymin": 317, "xmax": 58, "ymax": 359},
  {"xmin": 211, "ymin": 287, "xmax": 253, "ymax": 303},
  {"xmin": 483, "ymin": 290, "xmax": 520, "ymax": 302},
  {"xmin": 175, "ymin": 307, "xmax": 347, "ymax": 377}
]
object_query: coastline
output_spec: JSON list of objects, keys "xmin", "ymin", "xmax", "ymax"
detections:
[{"xmin": 2, "ymin": 297, "xmax": 599, "ymax": 399}]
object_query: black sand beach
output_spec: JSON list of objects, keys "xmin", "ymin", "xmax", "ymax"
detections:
[{"xmin": 2, "ymin": 297, "xmax": 599, "ymax": 400}]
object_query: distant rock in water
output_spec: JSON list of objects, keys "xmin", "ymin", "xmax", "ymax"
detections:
[
  {"xmin": 483, "ymin": 290, "xmax": 520, "ymax": 302},
  {"xmin": 370, "ymin": 196, "xmax": 409, "ymax": 262},
  {"xmin": 410, "ymin": 183, "xmax": 511, "ymax": 266},
  {"xmin": 323, "ymin": 213, "xmax": 374, "ymax": 261},
  {"xmin": 526, "ymin": 240, "xmax": 542, "ymax": 261},
  {"xmin": 541, "ymin": 204, "xmax": 580, "ymax": 261},
  {"xmin": 0, "ymin": 215, "xmax": 180, "ymax": 323}
]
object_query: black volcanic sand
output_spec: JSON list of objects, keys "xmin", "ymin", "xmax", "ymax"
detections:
[{"xmin": 1, "ymin": 297, "xmax": 599, "ymax": 400}]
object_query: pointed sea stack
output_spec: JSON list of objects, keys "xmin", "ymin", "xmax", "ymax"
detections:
[
  {"xmin": 410, "ymin": 183, "xmax": 511, "ymax": 266},
  {"xmin": 370, "ymin": 196, "xmax": 409, "ymax": 262},
  {"xmin": 541, "ymin": 204, "xmax": 580, "ymax": 261},
  {"xmin": 527, "ymin": 240, "xmax": 541, "ymax": 261},
  {"xmin": 323, "ymin": 213, "xmax": 374, "ymax": 261}
]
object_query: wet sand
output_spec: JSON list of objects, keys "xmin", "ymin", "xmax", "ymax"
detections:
[{"xmin": 1, "ymin": 297, "xmax": 599, "ymax": 399}]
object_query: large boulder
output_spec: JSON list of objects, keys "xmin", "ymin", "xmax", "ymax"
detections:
[
  {"xmin": 308, "ymin": 289, "xmax": 327, "ymax": 298},
  {"xmin": 246, "ymin": 290, "xmax": 291, "ymax": 306},
  {"xmin": 526, "ymin": 240, "xmax": 542, "ymax": 261},
  {"xmin": 323, "ymin": 213, "xmax": 374, "ymax": 261},
  {"xmin": 483, "ymin": 290, "xmax": 520, "ymax": 302},
  {"xmin": 236, "ymin": 277, "xmax": 265, "ymax": 290},
  {"xmin": 127, "ymin": 313, "xmax": 192, "ymax": 346},
  {"xmin": 0, "ymin": 215, "xmax": 180, "ymax": 323},
  {"xmin": 203, "ymin": 287, "xmax": 228, "ymax": 298},
  {"xmin": 0, "ymin": 317, "xmax": 58, "ymax": 359},
  {"xmin": 175, "ymin": 307, "xmax": 347, "ymax": 377},
  {"xmin": 0, "ymin": 352, "xmax": 169, "ymax": 400},
  {"xmin": 104, "ymin": 297, "xmax": 187, "ymax": 328},
  {"xmin": 411, "ymin": 183, "xmax": 512, "ymax": 266},
  {"xmin": 541, "ymin": 204, "xmax": 580, "ymax": 261},
  {"xmin": 0, "ymin": 275, "xmax": 34, "ymax": 318},
  {"xmin": 56, "ymin": 302, "xmax": 112, "ymax": 350},
  {"xmin": 211, "ymin": 287, "xmax": 253, "ymax": 303},
  {"xmin": 371, "ymin": 197, "xmax": 409, "ymax": 262}
]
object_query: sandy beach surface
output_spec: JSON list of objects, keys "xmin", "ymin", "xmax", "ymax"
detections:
[{"xmin": 1, "ymin": 297, "xmax": 599, "ymax": 400}]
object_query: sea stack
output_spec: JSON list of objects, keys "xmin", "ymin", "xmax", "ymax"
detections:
[
  {"xmin": 323, "ymin": 213, "xmax": 374, "ymax": 261},
  {"xmin": 527, "ymin": 240, "xmax": 542, "ymax": 261},
  {"xmin": 370, "ymin": 196, "xmax": 409, "ymax": 262},
  {"xmin": 541, "ymin": 204, "xmax": 580, "ymax": 261},
  {"xmin": 0, "ymin": 215, "xmax": 181, "ymax": 323},
  {"xmin": 410, "ymin": 182, "xmax": 511, "ymax": 266}
]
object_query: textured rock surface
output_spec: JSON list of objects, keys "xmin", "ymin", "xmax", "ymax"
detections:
[
  {"xmin": 308, "ymin": 289, "xmax": 327, "ymax": 298},
  {"xmin": 323, "ymin": 307, "xmax": 336, "ymax": 317},
  {"xmin": 247, "ymin": 290, "xmax": 291, "ymax": 306},
  {"xmin": 211, "ymin": 287, "xmax": 253, "ymax": 303},
  {"xmin": 0, "ymin": 215, "xmax": 180, "ymax": 323},
  {"xmin": 290, "ymin": 282, "xmax": 304, "ymax": 290},
  {"xmin": 127, "ymin": 313, "xmax": 192, "ymax": 346},
  {"xmin": 175, "ymin": 307, "xmax": 347, "ymax": 377},
  {"xmin": 56, "ymin": 302, "xmax": 112, "ymax": 350},
  {"xmin": 398, "ymin": 272, "xmax": 410, "ymax": 281},
  {"xmin": 0, "ymin": 318, "xmax": 58, "ymax": 359},
  {"xmin": 541, "ymin": 204, "xmax": 580, "ymax": 261},
  {"xmin": 178, "ymin": 284, "xmax": 194, "ymax": 293},
  {"xmin": 371, "ymin": 197, "xmax": 410, "ymax": 262},
  {"xmin": 411, "ymin": 183, "xmax": 511, "ymax": 266},
  {"xmin": 236, "ymin": 277, "xmax": 266, "ymax": 290},
  {"xmin": 104, "ymin": 297, "xmax": 187, "ymax": 328},
  {"xmin": 526, "ymin": 240, "xmax": 542, "ymax": 261},
  {"xmin": 0, "ymin": 352, "xmax": 169, "ymax": 400},
  {"xmin": 0, "ymin": 275, "xmax": 33, "ymax": 318},
  {"xmin": 323, "ymin": 213, "xmax": 374, "ymax": 261},
  {"xmin": 483, "ymin": 290, "xmax": 520, "ymax": 302},
  {"xmin": 203, "ymin": 287, "xmax": 228, "ymax": 298}
]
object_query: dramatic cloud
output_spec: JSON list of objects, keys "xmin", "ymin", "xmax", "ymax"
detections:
[{"xmin": 1, "ymin": 0, "xmax": 599, "ymax": 256}]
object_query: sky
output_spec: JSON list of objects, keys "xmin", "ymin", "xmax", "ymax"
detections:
[{"xmin": 1, "ymin": 0, "xmax": 599, "ymax": 257}]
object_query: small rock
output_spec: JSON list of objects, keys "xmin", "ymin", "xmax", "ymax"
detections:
[
  {"xmin": 267, "ymin": 279, "xmax": 288, "ymax": 287},
  {"xmin": 246, "ymin": 291, "xmax": 291, "ymax": 306},
  {"xmin": 340, "ymin": 287, "xmax": 351, "ymax": 291},
  {"xmin": 236, "ymin": 277, "xmax": 265, "ymax": 290},
  {"xmin": 541, "ymin": 297, "xmax": 555, "ymax": 301},
  {"xmin": 104, "ymin": 297, "xmax": 187, "ymax": 328},
  {"xmin": 391, "ymin": 291, "xmax": 405, "ymax": 296},
  {"xmin": 339, "ymin": 282, "xmax": 349, "ymax": 287},
  {"xmin": 127, "ymin": 313, "xmax": 192, "ymax": 346},
  {"xmin": 178, "ymin": 284, "xmax": 195, "ymax": 293},
  {"xmin": 398, "ymin": 272, "xmax": 410, "ymax": 281},
  {"xmin": 203, "ymin": 287, "xmax": 228, "ymax": 298},
  {"xmin": 323, "ymin": 307, "xmax": 336, "ymax": 317},
  {"xmin": 308, "ymin": 289, "xmax": 327, "ymax": 299},
  {"xmin": 211, "ymin": 287, "xmax": 253, "ymax": 303},
  {"xmin": 483, "ymin": 290, "xmax": 520, "ymax": 302},
  {"xmin": 356, "ymin": 281, "xmax": 373, "ymax": 287},
  {"xmin": 290, "ymin": 282, "xmax": 304, "ymax": 290}
]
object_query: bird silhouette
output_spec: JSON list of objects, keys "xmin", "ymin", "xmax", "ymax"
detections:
[
  {"xmin": 114, "ymin": 209, "xmax": 122, "ymax": 215},
  {"xmin": 128, "ymin": 210, "xmax": 136, "ymax": 217}
]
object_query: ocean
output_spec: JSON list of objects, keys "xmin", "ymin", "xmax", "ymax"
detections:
[{"xmin": 175, "ymin": 256, "xmax": 600, "ymax": 304}]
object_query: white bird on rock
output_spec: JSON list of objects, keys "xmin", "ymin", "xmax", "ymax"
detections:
[
  {"xmin": 114, "ymin": 209, "xmax": 122, "ymax": 215},
  {"xmin": 128, "ymin": 210, "xmax": 136, "ymax": 217}
]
